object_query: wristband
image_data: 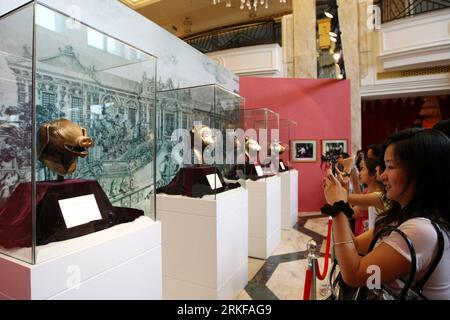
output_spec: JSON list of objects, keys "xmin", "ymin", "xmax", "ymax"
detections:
[
  {"xmin": 321, "ymin": 200, "xmax": 354, "ymax": 218},
  {"xmin": 334, "ymin": 240, "xmax": 354, "ymax": 246}
]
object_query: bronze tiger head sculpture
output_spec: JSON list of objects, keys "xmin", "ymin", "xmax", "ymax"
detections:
[{"xmin": 37, "ymin": 118, "xmax": 94, "ymax": 176}]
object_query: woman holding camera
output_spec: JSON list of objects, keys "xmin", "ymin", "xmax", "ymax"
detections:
[
  {"xmin": 323, "ymin": 128, "xmax": 450, "ymax": 299},
  {"xmin": 335, "ymin": 154, "xmax": 390, "ymax": 233},
  {"xmin": 350, "ymin": 157, "xmax": 386, "ymax": 234}
]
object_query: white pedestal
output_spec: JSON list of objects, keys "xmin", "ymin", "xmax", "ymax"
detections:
[
  {"xmin": 281, "ymin": 169, "xmax": 299, "ymax": 230},
  {"xmin": 0, "ymin": 216, "xmax": 162, "ymax": 300},
  {"xmin": 247, "ymin": 176, "xmax": 281, "ymax": 259},
  {"xmin": 157, "ymin": 187, "xmax": 248, "ymax": 300}
]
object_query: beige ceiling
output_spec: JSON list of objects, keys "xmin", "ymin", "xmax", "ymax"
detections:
[{"xmin": 122, "ymin": 0, "xmax": 293, "ymax": 38}]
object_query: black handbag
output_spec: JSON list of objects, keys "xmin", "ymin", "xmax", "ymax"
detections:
[{"xmin": 327, "ymin": 221, "xmax": 445, "ymax": 300}]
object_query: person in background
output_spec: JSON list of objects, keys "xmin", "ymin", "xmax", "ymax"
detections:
[
  {"xmin": 367, "ymin": 144, "xmax": 382, "ymax": 160},
  {"xmin": 335, "ymin": 155, "xmax": 389, "ymax": 234},
  {"xmin": 433, "ymin": 119, "xmax": 450, "ymax": 138},
  {"xmin": 357, "ymin": 157, "xmax": 385, "ymax": 232}
]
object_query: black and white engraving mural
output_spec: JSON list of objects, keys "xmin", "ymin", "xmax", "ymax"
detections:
[
  {"xmin": 0, "ymin": 4, "xmax": 33, "ymax": 213},
  {"xmin": 0, "ymin": 4, "xmax": 156, "ymax": 218}
]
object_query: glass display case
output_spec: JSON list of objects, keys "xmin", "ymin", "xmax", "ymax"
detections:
[
  {"xmin": 0, "ymin": 3, "xmax": 157, "ymax": 264},
  {"xmin": 279, "ymin": 119, "xmax": 297, "ymax": 171},
  {"xmin": 156, "ymin": 84, "xmax": 245, "ymax": 200},
  {"xmin": 226, "ymin": 108, "xmax": 279, "ymax": 180}
]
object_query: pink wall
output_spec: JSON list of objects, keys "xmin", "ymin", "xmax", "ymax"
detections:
[{"xmin": 240, "ymin": 77, "xmax": 352, "ymax": 212}]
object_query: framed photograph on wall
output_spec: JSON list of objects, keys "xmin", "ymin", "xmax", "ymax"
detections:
[
  {"xmin": 321, "ymin": 139, "xmax": 348, "ymax": 156},
  {"xmin": 291, "ymin": 140, "xmax": 317, "ymax": 162}
]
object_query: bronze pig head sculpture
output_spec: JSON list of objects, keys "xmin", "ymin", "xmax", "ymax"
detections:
[{"xmin": 37, "ymin": 118, "xmax": 94, "ymax": 176}]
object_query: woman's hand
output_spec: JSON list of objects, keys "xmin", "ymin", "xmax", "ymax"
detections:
[
  {"xmin": 334, "ymin": 164, "xmax": 350, "ymax": 191},
  {"xmin": 337, "ymin": 171, "xmax": 350, "ymax": 192},
  {"xmin": 350, "ymin": 165, "xmax": 359, "ymax": 179},
  {"xmin": 343, "ymin": 156, "xmax": 355, "ymax": 174},
  {"xmin": 323, "ymin": 173, "xmax": 348, "ymax": 205}
]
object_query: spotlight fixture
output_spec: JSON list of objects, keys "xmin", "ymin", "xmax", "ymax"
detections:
[{"xmin": 214, "ymin": 0, "xmax": 287, "ymax": 11}]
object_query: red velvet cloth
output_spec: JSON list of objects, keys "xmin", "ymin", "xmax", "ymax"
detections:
[
  {"xmin": 157, "ymin": 165, "xmax": 240, "ymax": 198},
  {"xmin": 0, "ymin": 179, "xmax": 143, "ymax": 249}
]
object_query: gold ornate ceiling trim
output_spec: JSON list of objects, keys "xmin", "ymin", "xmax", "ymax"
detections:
[
  {"xmin": 377, "ymin": 65, "xmax": 450, "ymax": 80},
  {"xmin": 120, "ymin": 0, "xmax": 161, "ymax": 10}
]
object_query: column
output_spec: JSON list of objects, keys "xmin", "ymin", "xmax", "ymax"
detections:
[
  {"xmin": 282, "ymin": 0, "xmax": 317, "ymax": 78},
  {"xmin": 338, "ymin": 0, "xmax": 362, "ymax": 152}
]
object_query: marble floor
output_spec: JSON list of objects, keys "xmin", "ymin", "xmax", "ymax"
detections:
[{"xmin": 235, "ymin": 213, "xmax": 333, "ymax": 300}]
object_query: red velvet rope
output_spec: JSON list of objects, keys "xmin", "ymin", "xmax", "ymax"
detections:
[
  {"xmin": 315, "ymin": 217, "xmax": 333, "ymax": 281},
  {"xmin": 302, "ymin": 269, "xmax": 313, "ymax": 300}
]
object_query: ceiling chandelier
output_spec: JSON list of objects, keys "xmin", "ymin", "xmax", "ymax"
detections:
[{"xmin": 213, "ymin": 0, "xmax": 287, "ymax": 11}]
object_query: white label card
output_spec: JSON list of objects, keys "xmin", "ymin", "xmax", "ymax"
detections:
[
  {"xmin": 280, "ymin": 162, "xmax": 286, "ymax": 170},
  {"xmin": 206, "ymin": 173, "xmax": 223, "ymax": 190},
  {"xmin": 255, "ymin": 165, "xmax": 264, "ymax": 177},
  {"xmin": 58, "ymin": 194, "xmax": 102, "ymax": 229}
]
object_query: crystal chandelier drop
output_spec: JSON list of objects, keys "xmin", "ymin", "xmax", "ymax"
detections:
[{"xmin": 213, "ymin": 0, "xmax": 287, "ymax": 11}]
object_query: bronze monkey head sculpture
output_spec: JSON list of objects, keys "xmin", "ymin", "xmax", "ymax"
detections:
[{"xmin": 37, "ymin": 118, "xmax": 94, "ymax": 176}]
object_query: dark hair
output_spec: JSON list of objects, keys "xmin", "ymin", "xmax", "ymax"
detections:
[
  {"xmin": 433, "ymin": 119, "xmax": 450, "ymax": 139},
  {"xmin": 363, "ymin": 157, "xmax": 379, "ymax": 176},
  {"xmin": 363, "ymin": 157, "xmax": 384, "ymax": 190},
  {"xmin": 374, "ymin": 128, "xmax": 450, "ymax": 234},
  {"xmin": 378, "ymin": 128, "xmax": 423, "ymax": 172},
  {"xmin": 367, "ymin": 144, "xmax": 382, "ymax": 159}
]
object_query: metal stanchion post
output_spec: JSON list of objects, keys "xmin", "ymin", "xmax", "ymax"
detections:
[{"xmin": 307, "ymin": 239, "xmax": 318, "ymax": 300}]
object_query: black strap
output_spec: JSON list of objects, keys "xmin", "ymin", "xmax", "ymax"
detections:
[
  {"xmin": 369, "ymin": 227, "xmax": 417, "ymax": 300},
  {"xmin": 329, "ymin": 221, "xmax": 446, "ymax": 300},
  {"xmin": 412, "ymin": 221, "xmax": 445, "ymax": 293}
]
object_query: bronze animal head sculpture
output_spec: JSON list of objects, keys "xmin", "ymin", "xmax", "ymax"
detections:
[
  {"xmin": 190, "ymin": 125, "xmax": 215, "ymax": 148},
  {"xmin": 270, "ymin": 141, "xmax": 286, "ymax": 155},
  {"xmin": 190, "ymin": 125, "xmax": 215, "ymax": 165},
  {"xmin": 37, "ymin": 118, "xmax": 94, "ymax": 176},
  {"xmin": 244, "ymin": 137, "xmax": 261, "ymax": 164}
]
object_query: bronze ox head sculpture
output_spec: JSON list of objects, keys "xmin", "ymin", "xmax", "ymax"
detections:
[{"xmin": 37, "ymin": 118, "xmax": 94, "ymax": 176}]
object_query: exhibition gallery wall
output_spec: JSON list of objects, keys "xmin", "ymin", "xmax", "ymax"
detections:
[
  {"xmin": 240, "ymin": 77, "xmax": 351, "ymax": 212},
  {"xmin": 0, "ymin": 0, "xmax": 239, "ymax": 262}
]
